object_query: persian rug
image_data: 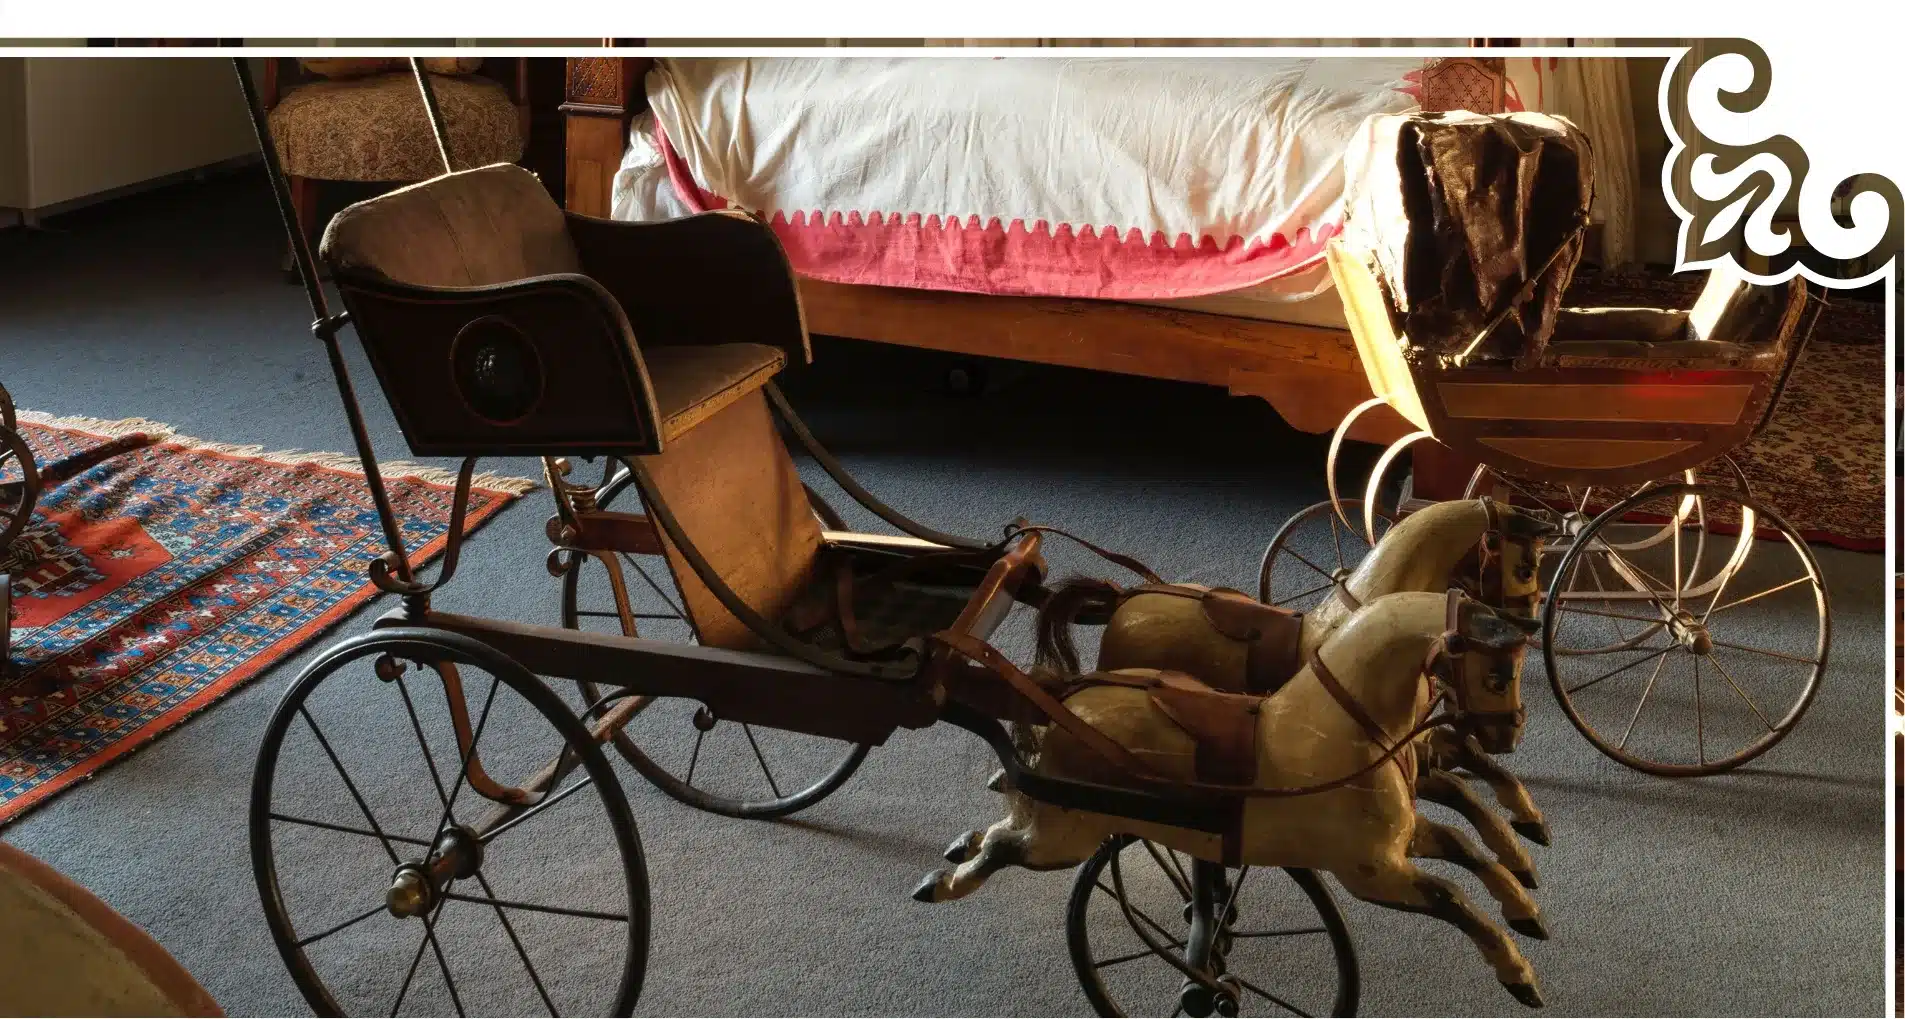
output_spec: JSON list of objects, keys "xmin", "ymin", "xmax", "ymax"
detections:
[
  {"xmin": 1520, "ymin": 272, "xmax": 1888, "ymax": 551},
  {"xmin": 0, "ymin": 412, "xmax": 534, "ymax": 825}
]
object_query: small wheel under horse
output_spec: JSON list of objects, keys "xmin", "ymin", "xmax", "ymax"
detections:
[{"xmin": 1066, "ymin": 836, "xmax": 1358, "ymax": 1017}]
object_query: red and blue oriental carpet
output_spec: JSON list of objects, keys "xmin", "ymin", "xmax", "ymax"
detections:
[{"xmin": 0, "ymin": 413, "xmax": 532, "ymax": 825}]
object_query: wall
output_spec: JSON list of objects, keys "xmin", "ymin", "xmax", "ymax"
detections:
[{"xmin": 6, "ymin": 57, "xmax": 255, "ymax": 211}]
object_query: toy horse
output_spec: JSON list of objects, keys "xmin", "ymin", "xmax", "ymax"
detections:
[{"xmin": 919, "ymin": 590, "xmax": 1550, "ymax": 1007}]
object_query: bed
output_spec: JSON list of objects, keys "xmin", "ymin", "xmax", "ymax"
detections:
[{"xmin": 561, "ymin": 53, "xmax": 1520, "ymax": 442}]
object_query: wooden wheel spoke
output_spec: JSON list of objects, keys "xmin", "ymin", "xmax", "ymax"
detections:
[
  {"xmin": 1706, "ymin": 639, "xmax": 1819, "ymax": 666},
  {"xmin": 1567, "ymin": 646, "xmax": 1673, "ymax": 696},
  {"xmin": 1236, "ymin": 976, "xmax": 1314, "ymax": 1017},
  {"xmin": 1090, "ymin": 947, "xmax": 1160, "ymax": 970},
  {"xmin": 1281, "ymin": 581, "xmax": 1335, "ymax": 606},
  {"xmin": 1282, "ymin": 546, "xmax": 1334, "ymax": 582},
  {"xmin": 1705, "ymin": 652, "xmax": 1779, "ymax": 732},
  {"xmin": 299, "ymin": 707, "xmax": 404, "ymax": 866},
  {"xmin": 439, "ymin": 891, "xmax": 628, "ymax": 923},
  {"xmin": 473, "ymin": 871, "xmax": 559, "ymax": 1017},
  {"xmin": 741, "ymin": 724, "xmax": 783, "ymax": 799},
  {"xmin": 1707, "ymin": 576, "xmax": 1813, "ymax": 617},
  {"xmin": 421, "ymin": 891, "xmax": 467, "ymax": 1018},
  {"xmin": 1617, "ymin": 652, "xmax": 1673, "ymax": 751},
  {"xmin": 684, "ymin": 729, "xmax": 706, "ymax": 786},
  {"xmin": 268, "ymin": 812, "xmax": 432, "ymax": 847},
  {"xmin": 391, "ymin": 894, "xmax": 450, "ymax": 1016},
  {"xmin": 1141, "ymin": 842, "xmax": 1192, "ymax": 901},
  {"xmin": 1094, "ymin": 882, "xmax": 1186, "ymax": 950},
  {"xmin": 395, "ymin": 676, "xmax": 452, "ymax": 811},
  {"xmin": 478, "ymin": 774, "xmax": 595, "ymax": 845},
  {"xmin": 428, "ymin": 678, "xmax": 501, "ymax": 859},
  {"xmin": 295, "ymin": 901, "xmax": 388, "ymax": 948}
]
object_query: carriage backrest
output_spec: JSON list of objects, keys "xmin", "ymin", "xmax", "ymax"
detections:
[
  {"xmin": 317, "ymin": 164, "xmax": 665, "ymax": 459},
  {"xmin": 323, "ymin": 163, "xmax": 582, "ymax": 286}
]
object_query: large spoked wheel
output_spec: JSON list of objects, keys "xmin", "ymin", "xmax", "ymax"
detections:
[
  {"xmin": 559, "ymin": 468, "xmax": 869, "ymax": 820},
  {"xmin": 1542, "ymin": 483, "xmax": 1829, "ymax": 776},
  {"xmin": 252, "ymin": 629, "xmax": 649, "ymax": 1016},
  {"xmin": 0, "ymin": 422, "xmax": 40, "ymax": 551},
  {"xmin": 1257, "ymin": 500, "xmax": 1393, "ymax": 611},
  {"xmin": 1067, "ymin": 836, "xmax": 1358, "ymax": 1017}
]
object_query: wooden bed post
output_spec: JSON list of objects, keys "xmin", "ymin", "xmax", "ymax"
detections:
[{"xmin": 560, "ymin": 53, "xmax": 651, "ymax": 218}]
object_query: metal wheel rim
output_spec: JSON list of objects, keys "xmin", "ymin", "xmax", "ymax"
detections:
[
  {"xmin": 250, "ymin": 628, "xmax": 649, "ymax": 1016},
  {"xmin": 1541, "ymin": 483, "xmax": 1830, "ymax": 776},
  {"xmin": 1258, "ymin": 500, "xmax": 1392, "ymax": 610},
  {"xmin": 0, "ymin": 425, "xmax": 41, "ymax": 550},
  {"xmin": 1066, "ymin": 836, "xmax": 1359, "ymax": 1017},
  {"xmin": 560, "ymin": 470, "xmax": 869, "ymax": 820}
]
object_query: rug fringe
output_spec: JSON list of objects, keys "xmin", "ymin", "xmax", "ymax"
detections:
[
  {"xmin": 22, "ymin": 410, "xmax": 539, "ymax": 495},
  {"xmin": 15, "ymin": 410, "xmax": 176, "ymax": 441}
]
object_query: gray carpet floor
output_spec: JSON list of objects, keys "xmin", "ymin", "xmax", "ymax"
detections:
[{"xmin": 0, "ymin": 171, "xmax": 1887, "ymax": 1017}]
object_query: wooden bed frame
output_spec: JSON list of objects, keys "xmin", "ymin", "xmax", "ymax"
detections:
[{"xmin": 557, "ymin": 55, "xmax": 1505, "ymax": 446}]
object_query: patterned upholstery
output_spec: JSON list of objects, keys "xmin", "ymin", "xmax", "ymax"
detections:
[{"xmin": 268, "ymin": 72, "xmax": 523, "ymax": 183}]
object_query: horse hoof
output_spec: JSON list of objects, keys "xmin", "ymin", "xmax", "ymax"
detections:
[
  {"xmin": 986, "ymin": 769, "xmax": 1007, "ymax": 793},
  {"xmin": 1512, "ymin": 819, "xmax": 1552, "ymax": 847},
  {"xmin": 911, "ymin": 870, "xmax": 947, "ymax": 904},
  {"xmin": 1509, "ymin": 914, "xmax": 1550, "ymax": 941},
  {"xmin": 1504, "ymin": 981, "xmax": 1545, "ymax": 1008},
  {"xmin": 1513, "ymin": 867, "xmax": 1539, "ymax": 890},
  {"xmin": 944, "ymin": 831, "xmax": 981, "ymax": 863}
]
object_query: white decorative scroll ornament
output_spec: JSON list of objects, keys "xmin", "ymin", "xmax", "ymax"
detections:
[{"xmin": 1663, "ymin": 38, "xmax": 1901, "ymax": 289}]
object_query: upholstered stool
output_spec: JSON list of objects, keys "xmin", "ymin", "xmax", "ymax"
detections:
[{"xmin": 261, "ymin": 58, "xmax": 527, "ymax": 276}]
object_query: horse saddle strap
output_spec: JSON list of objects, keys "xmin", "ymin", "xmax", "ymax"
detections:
[
  {"xmin": 1129, "ymin": 585, "xmax": 1304, "ymax": 695},
  {"xmin": 1147, "ymin": 680, "xmax": 1262, "ymax": 787},
  {"xmin": 931, "ymin": 631, "xmax": 1164, "ymax": 781}
]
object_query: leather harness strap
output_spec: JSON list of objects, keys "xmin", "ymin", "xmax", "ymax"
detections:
[{"xmin": 1001, "ymin": 524, "xmax": 1163, "ymax": 585}]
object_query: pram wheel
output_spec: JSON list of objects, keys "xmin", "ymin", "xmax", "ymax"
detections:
[
  {"xmin": 1542, "ymin": 482, "xmax": 1829, "ymax": 776},
  {"xmin": 1067, "ymin": 837, "xmax": 1358, "ymax": 1017},
  {"xmin": 560, "ymin": 469, "xmax": 870, "ymax": 820},
  {"xmin": 251, "ymin": 628, "xmax": 649, "ymax": 1016},
  {"xmin": 1258, "ymin": 499, "xmax": 1392, "ymax": 609},
  {"xmin": 0, "ymin": 421, "xmax": 41, "ymax": 550}
]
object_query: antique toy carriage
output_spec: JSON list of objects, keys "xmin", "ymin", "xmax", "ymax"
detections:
[
  {"xmin": 235, "ymin": 60, "xmax": 1575, "ymax": 1018},
  {"xmin": 1259, "ymin": 110, "xmax": 1831, "ymax": 777}
]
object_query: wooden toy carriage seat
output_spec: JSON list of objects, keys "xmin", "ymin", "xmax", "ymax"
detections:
[{"xmin": 318, "ymin": 162, "xmax": 1040, "ymax": 679}]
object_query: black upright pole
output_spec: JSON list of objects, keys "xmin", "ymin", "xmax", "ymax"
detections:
[{"xmin": 229, "ymin": 57, "xmax": 417, "ymax": 585}]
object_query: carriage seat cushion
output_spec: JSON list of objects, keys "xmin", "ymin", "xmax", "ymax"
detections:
[
  {"xmin": 643, "ymin": 343, "xmax": 787, "ymax": 441},
  {"xmin": 322, "ymin": 163, "xmax": 580, "ymax": 288},
  {"xmin": 270, "ymin": 71, "xmax": 523, "ymax": 184}
]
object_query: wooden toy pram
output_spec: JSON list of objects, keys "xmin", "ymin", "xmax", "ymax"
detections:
[
  {"xmin": 1258, "ymin": 111, "xmax": 1833, "ymax": 777},
  {"xmin": 0, "ymin": 382, "xmax": 42, "ymax": 674},
  {"xmin": 229, "ymin": 59, "xmax": 1576, "ymax": 1018}
]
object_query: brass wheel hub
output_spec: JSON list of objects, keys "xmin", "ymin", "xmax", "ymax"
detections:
[
  {"xmin": 1667, "ymin": 609, "xmax": 1713, "ymax": 655},
  {"xmin": 386, "ymin": 824, "xmax": 484, "ymax": 919}
]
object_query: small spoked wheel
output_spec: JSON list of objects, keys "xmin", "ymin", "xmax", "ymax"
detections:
[
  {"xmin": 1258, "ymin": 500, "xmax": 1392, "ymax": 611},
  {"xmin": 1542, "ymin": 483, "xmax": 1829, "ymax": 776},
  {"xmin": 252, "ymin": 629, "xmax": 649, "ymax": 1016},
  {"xmin": 1067, "ymin": 836, "xmax": 1358, "ymax": 1017},
  {"xmin": 559, "ymin": 467, "xmax": 869, "ymax": 820},
  {"xmin": 0, "ymin": 422, "xmax": 41, "ymax": 551}
]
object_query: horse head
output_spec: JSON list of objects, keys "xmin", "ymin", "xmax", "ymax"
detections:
[{"xmin": 1437, "ymin": 594, "xmax": 1541, "ymax": 754}]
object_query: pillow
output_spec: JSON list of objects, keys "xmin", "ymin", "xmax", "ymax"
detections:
[{"xmin": 299, "ymin": 57, "xmax": 484, "ymax": 79}]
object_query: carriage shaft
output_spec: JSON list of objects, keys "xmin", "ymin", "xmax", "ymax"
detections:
[{"xmin": 379, "ymin": 608, "xmax": 937, "ymax": 744}]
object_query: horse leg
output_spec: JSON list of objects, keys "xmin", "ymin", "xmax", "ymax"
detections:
[
  {"xmin": 943, "ymin": 829, "xmax": 985, "ymax": 863},
  {"xmin": 1408, "ymin": 818, "xmax": 1548, "ymax": 940},
  {"xmin": 913, "ymin": 802, "xmax": 1102, "ymax": 903},
  {"xmin": 1428, "ymin": 729, "xmax": 1551, "ymax": 846},
  {"xmin": 1418, "ymin": 768, "xmax": 1539, "ymax": 888},
  {"xmin": 1333, "ymin": 860, "xmax": 1545, "ymax": 1008}
]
